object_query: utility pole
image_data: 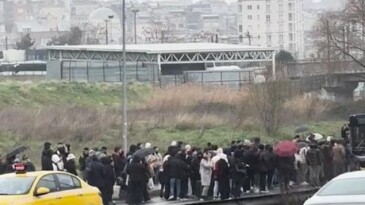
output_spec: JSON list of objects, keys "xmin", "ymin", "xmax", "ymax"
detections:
[
  {"xmin": 121, "ymin": 0, "xmax": 128, "ymax": 153},
  {"xmin": 5, "ymin": 36, "xmax": 8, "ymax": 50},
  {"xmin": 131, "ymin": 9, "xmax": 139, "ymax": 44}
]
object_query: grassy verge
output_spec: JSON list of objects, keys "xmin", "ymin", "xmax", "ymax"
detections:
[{"xmin": 0, "ymin": 81, "xmax": 353, "ymax": 168}]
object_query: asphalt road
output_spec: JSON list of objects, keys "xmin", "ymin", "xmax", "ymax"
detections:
[{"xmin": 115, "ymin": 197, "xmax": 198, "ymax": 205}]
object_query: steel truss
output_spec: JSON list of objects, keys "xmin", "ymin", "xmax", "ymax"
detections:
[{"xmin": 48, "ymin": 49, "xmax": 274, "ymax": 64}]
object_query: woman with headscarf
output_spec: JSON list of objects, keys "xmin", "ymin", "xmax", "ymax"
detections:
[
  {"xmin": 65, "ymin": 154, "xmax": 78, "ymax": 176},
  {"xmin": 199, "ymin": 152, "xmax": 212, "ymax": 200}
]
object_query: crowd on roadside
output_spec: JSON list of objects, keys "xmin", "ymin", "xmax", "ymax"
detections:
[{"xmin": 0, "ymin": 134, "xmax": 356, "ymax": 205}]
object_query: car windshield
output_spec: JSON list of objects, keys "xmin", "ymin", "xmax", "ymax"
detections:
[
  {"xmin": 0, "ymin": 176, "xmax": 36, "ymax": 195},
  {"xmin": 317, "ymin": 178, "xmax": 365, "ymax": 196}
]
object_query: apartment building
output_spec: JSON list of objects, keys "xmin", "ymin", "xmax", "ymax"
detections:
[{"xmin": 238, "ymin": 0, "xmax": 305, "ymax": 59}]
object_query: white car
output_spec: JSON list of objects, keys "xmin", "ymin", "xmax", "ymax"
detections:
[{"xmin": 304, "ymin": 171, "xmax": 365, "ymax": 205}]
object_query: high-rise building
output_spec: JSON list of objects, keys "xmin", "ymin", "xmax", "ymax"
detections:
[{"xmin": 237, "ymin": 0, "xmax": 305, "ymax": 59}]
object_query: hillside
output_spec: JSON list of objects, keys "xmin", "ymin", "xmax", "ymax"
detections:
[{"xmin": 0, "ymin": 81, "xmax": 350, "ymax": 167}]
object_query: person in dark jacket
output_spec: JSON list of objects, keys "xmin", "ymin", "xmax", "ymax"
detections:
[
  {"xmin": 112, "ymin": 146, "xmax": 126, "ymax": 199},
  {"xmin": 277, "ymin": 156, "xmax": 296, "ymax": 194},
  {"xmin": 321, "ymin": 143, "xmax": 334, "ymax": 182},
  {"xmin": 190, "ymin": 151, "xmax": 202, "ymax": 197},
  {"xmin": 165, "ymin": 153, "xmax": 189, "ymax": 200},
  {"xmin": 127, "ymin": 155, "xmax": 149, "ymax": 205},
  {"xmin": 101, "ymin": 156, "xmax": 116, "ymax": 205},
  {"xmin": 232, "ymin": 150, "xmax": 246, "ymax": 198},
  {"xmin": 243, "ymin": 146, "xmax": 259, "ymax": 192},
  {"xmin": 41, "ymin": 143, "xmax": 53, "ymax": 171},
  {"xmin": 306, "ymin": 143, "xmax": 322, "ymax": 187},
  {"xmin": 264, "ymin": 145, "xmax": 277, "ymax": 190},
  {"xmin": 22, "ymin": 155, "xmax": 35, "ymax": 172},
  {"xmin": 216, "ymin": 158, "xmax": 230, "ymax": 200},
  {"xmin": 258, "ymin": 144, "xmax": 268, "ymax": 192},
  {"xmin": 65, "ymin": 154, "xmax": 78, "ymax": 176},
  {"xmin": 0, "ymin": 154, "xmax": 5, "ymax": 174},
  {"xmin": 87, "ymin": 155, "xmax": 105, "ymax": 193},
  {"xmin": 79, "ymin": 147, "xmax": 89, "ymax": 180}
]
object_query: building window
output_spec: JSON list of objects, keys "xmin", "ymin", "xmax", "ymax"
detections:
[
  {"xmin": 280, "ymin": 45, "xmax": 284, "ymax": 49},
  {"xmin": 238, "ymin": 5, "xmax": 242, "ymax": 12},
  {"xmin": 289, "ymin": 33, "xmax": 294, "ymax": 41},
  {"xmin": 266, "ymin": 4, "xmax": 270, "ymax": 12},
  {"xmin": 288, "ymin": 3, "xmax": 293, "ymax": 11},
  {"xmin": 289, "ymin": 13, "xmax": 293, "ymax": 21},
  {"xmin": 289, "ymin": 43, "xmax": 294, "ymax": 51},
  {"xmin": 279, "ymin": 23, "xmax": 284, "ymax": 32},
  {"xmin": 258, "ymin": 35, "xmax": 260, "ymax": 40},
  {"xmin": 279, "ymin": 34, "xmax": 284, "ymax": 42},
  {"xmin": 239, "ymin": 25, "xmax": 243, "ymax": 32},
  {"xmin": 267, "ymin": 35, "xmax": 271, "ymax": 42},
  {"xmin": 248, "ymin": 5, "xmax": 252, "ymax": 10},
  {"xmin": 289, "ymin": 23, "xmax": 293, "ymax": 31},
  {"xmin": 278, "ymin": 4, "xmax": 283, "ymax": 12},
  {"xmin": 257, "ymin": 5, "xmax": 260, "ymax": 9},
  {"xmin": 239, "ymin": 35, "xmax": 243, "ymax": 43},
  {"xmin": 248, "ymin": 15, "xmax": 252, "ymax": 20},
  {"xmin": 266, "ymin": 15, "xmax": 270, "ymax": 22},
  {"xmin": 279, "ymin": 14, "xmax": 283, "ymax": 22}
]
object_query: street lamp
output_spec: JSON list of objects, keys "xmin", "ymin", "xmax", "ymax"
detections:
[
  {"xmin": 121, "ymin": 0, "xmax": 128, "ymax": 152},
  {"xmin": 105, "ymin": 15, "xmax": 114, "ymax": 45},
  {"xmin": 108, "ymin": 15, "xmax": 114, "ymax": 43},
  {"xmin": 131, "ymin": 8, "xmax": 139, "ymax": 44}
]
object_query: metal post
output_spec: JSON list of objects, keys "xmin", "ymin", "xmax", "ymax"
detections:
[
  {"xmin": 86, "ymin": 61, "xmax": 89, "ymax": 81},
  {"xmin": 121, "ymin": 0, "xmax": 128, "ymax": 152},
  {"xmin": 132, "ymin": 9, "xmax": 139, "ymax": 44},
  {"xmin": 272, "ymin": 51, "xmax": 276, "ymax": 81},
  {"xmin": 102, "ymin": 62, "xmax": 106, "ymax": 82}
]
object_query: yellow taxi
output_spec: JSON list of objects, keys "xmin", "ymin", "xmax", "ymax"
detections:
[{"xmin": 0, "ymin": 164, "xmax": 103, "ymax": 205}]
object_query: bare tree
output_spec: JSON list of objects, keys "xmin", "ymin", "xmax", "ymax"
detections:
[
  {"xmin": 142, "ymin": 20, "xmax": 173, "ymax": 43},
  {"xmin": 315, "ymin": 0, "xmax": 365, "ymax": 68},
  {"xmin": 248, "ymin": 81, "xmax": 293, "ymax": 136}
]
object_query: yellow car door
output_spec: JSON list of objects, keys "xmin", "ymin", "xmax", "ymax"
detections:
[
  {"xmin": 34, "ymin": 174, "xmax": 63, "ymax": 205},
  {"xmin": 69, "ymin": 175, "xmax": 103, "ymax": 205},
  {"xmin": 54, "ymin": 173, "xmax": 83, "ymax": 205}
]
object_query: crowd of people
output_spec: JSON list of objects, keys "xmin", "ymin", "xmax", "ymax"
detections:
[{"xmin": 0, "ymin": 134, "xmax": 356, "ymax": 205}]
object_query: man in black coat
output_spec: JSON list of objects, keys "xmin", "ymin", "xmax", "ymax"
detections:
[
  {"xmin": 243, "ymin": 146, "xmax": 259, "ymax": 192},
  {"xmin": 277, "ymin": 156, "xmax": 295, "ymax": 194},
  {"xmin": 101, "ymin": 156, "xmax": 116, "ymax": 205},
  {"xmin": 87, "ymin": 155, "xmax": 106, "ymax": 193},
  {"xmin": 41, "ymin": 142, "xmax": 53, "ymax": 171},
  {"xmin": 165, "ymin": 153, "xmax": 189, "ymax": 200},
  {"xmin": 127, "ymin": 156, "xmax": 149, "ymax": 205},
  {"xmin": 258, "ymin": 145, "xmax": 268, "ymax": 192},
  {"xmin": 264, "ymin": 145, "xmax": 277, "ymax": 190},
  {"xmin": 79, "ymin": 147, "xmax": 89, "ymax": 180},
  {"xmin": 216, "ymin": 158, "xmax": 230, "ymax": 200}
]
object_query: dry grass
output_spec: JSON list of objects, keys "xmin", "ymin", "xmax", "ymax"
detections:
[{"xmin": 0, "ymin": 105, "xmax": 119, "ymax": 143}]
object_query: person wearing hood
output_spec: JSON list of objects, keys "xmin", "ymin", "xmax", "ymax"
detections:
[
  {"xmin": 199, "ymin": 152, "xmax": 212, "ymax": 200},
  {"xmin": 211, "ymin": 148, "xmax": 228, "ymax": 199},
  {"xmin": 127, "ymin": 155, "xmax": 149, "ymax": 205},
  {"xmin": 101, "ymin": 156, "xmax": 116, "ymax": 205},
  {"xmin": 216, "ymin": 157, "xmax": 230, "ymax": 200},
  {"xmin": 65, "ymin": 153, "xmax": 78, "ymax": 176},
  {"xmin": 52, "ymin": 148, "xmax": 64, "ymax": 171},
  {"xmin": 41, "ymin": 142, "xmax": 52, "ymax": 171},
  {"xmin": 79, "ymin": 147, "xmax": 89, "ymax": 180},
  {"xmin": 87, "ymin": 155, "xmax": 106, "ymax": 194}
]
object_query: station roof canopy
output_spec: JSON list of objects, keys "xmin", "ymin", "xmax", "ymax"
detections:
[{"xmin": 47, "ymin": 43, "xmax": 276, "ymax": 65}]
